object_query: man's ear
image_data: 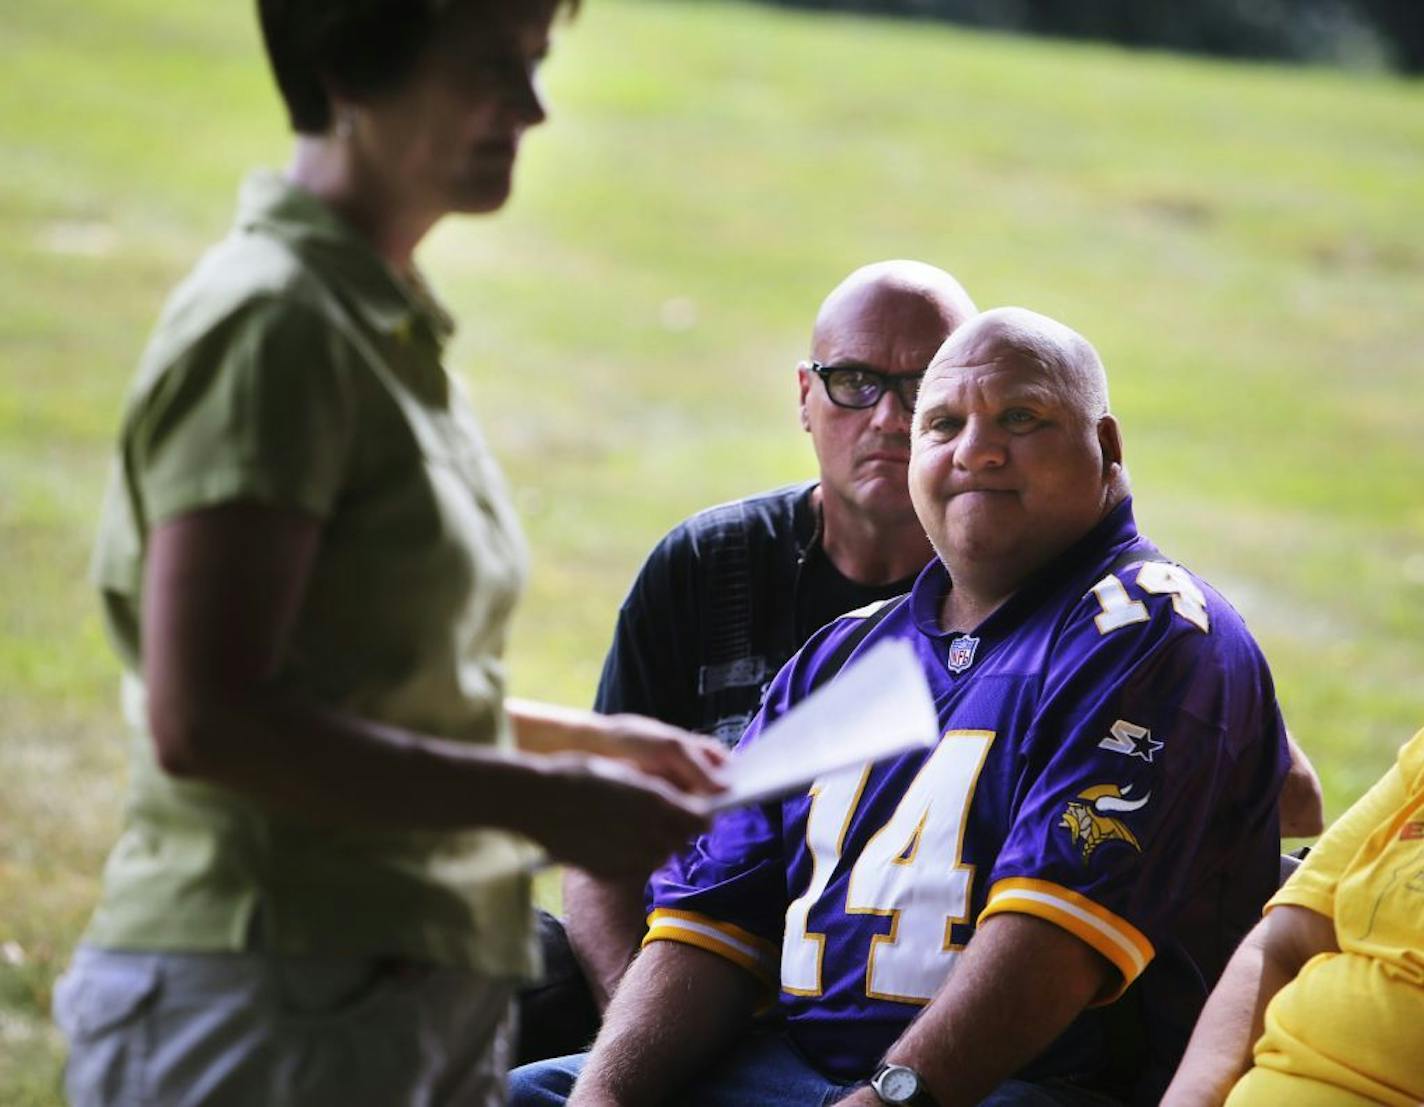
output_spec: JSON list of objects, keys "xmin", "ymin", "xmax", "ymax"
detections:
[
  {"xmin": 1097, "ymin": 415, "xmax": 1124, "ymax": 476},
  {"xmin": 322, "ymin": 77, "xmax": 358, "ymax": 132},
  {"xmin": 797, "ymin": 362, "xmax": 813, "ymax": 431}
]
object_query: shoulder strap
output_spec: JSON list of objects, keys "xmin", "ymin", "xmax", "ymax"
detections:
[
  {"xmin": 701, "ymin": 499, "xmax": 754, "ymax": 676},
  {"xmin": 808, "ymin": 595, "xmax": 909, "ymax": 694},
  {"xmin": 699, "ymin": 485, "xmax": 811, "ymax": 698}
]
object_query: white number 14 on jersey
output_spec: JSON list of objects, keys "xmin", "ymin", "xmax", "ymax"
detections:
[{"xmin": 782, "ymin": 730, "xmax": 995, "ymax": 1004}]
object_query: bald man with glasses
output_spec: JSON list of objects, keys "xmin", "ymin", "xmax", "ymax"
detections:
[{"xmin": 514, "ymin": 260, "xmax": 977, "ymax": 1062}]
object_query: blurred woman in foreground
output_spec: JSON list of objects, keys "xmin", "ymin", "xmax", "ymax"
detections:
[
  {"xmin": 54, "ymin": 2, "xmax": 722, "ymax": 1104},
  {"xmin": 1163, "ymin": 727, "xmax": 1424, "ymax": 1106}
]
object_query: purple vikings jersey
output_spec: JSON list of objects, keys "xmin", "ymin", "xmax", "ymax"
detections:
[{"xmin": 646, "ymin": 500, "xmax": 1289, "ymax": 1104}]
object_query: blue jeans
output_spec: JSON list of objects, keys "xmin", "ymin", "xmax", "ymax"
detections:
[
  {"xmin": 508, "ymin": 1031, "xmax": 1124, "ymax": 1106},
  {"xmin": 508, "ymin": 1033, "xmax": 853, "ymax": 1107}
]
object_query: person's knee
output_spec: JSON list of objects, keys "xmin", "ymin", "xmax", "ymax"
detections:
[{"xmin": 507, "ymin": 1052, "xmax": 588, "ymax": 1107}]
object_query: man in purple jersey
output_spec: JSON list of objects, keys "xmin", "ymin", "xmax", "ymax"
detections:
[
  {"xmin": 510, "ymin": 308, "xmax": 1292, "ymax": 1106},
  {"xmin": 524, "ymin": 260, "xmax": 979, "ymax": 1063}
]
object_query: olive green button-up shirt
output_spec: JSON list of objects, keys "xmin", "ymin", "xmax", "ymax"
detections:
[{"xmin": 86, "ymin": 171, "xmax": 538, "ymax": 976}]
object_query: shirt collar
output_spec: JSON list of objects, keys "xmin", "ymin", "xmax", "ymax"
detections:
[
  {"xmin": 235, "ymin": 170, "xmax": 455, "ymax": 351},
  {"xmin": 910, "ymin": 496, "xmax": 1142, "ymax": 639}
]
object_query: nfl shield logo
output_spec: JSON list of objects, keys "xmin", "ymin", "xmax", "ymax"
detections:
[{"xmin": 947, "ymin": 634, "xmax": 979, "ymax": 674}]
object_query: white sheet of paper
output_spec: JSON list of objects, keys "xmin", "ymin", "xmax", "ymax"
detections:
[{"xmin": 695, "ymin": 636, "xmax": 940, "ymax": 814}]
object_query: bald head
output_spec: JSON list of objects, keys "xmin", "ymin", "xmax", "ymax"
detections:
[
  {"xmin": 797, "ymin": 260, "xmax": 977, "ymax": 567},
  {"xmin": 925, "ymin": 306, "xmax": 1110, "ymax": 425},
  {"xmin": 811, "ymin": 260, "xmax": 977, "ymax": 356}
]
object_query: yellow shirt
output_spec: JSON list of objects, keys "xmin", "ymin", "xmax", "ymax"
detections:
[
  {"xmin": 1228, "ymin": 728, "xmax": 1424, "ymax": 1106},
  {"xmin": 85, "ymin": 171, "xmax": 539, "ymax": 977}
]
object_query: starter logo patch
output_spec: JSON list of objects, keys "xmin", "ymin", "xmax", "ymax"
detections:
[{"xmin": 1098, "ymin": 719, "xmax": 1163, "ymax": 764}]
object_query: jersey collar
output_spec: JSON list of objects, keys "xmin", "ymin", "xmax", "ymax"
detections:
[{"xmin": 909, "ymin": 497, "xmax": 1142, "ymax": 641}]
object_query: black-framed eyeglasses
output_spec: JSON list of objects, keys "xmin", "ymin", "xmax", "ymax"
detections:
[{"xmin": 810, "ymin": 361, "xmax": 924, "ymax": 413}]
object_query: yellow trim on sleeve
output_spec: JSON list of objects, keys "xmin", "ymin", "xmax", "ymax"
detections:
[
  {"xmin": 644, "ymin": 908, "xmax": 779, "ymax": 958},
  {"xmin": 980, "ymin": 877, "xmax": 1155, "ymax": 999},
  {"xmin": 643, "ymin": 908, "xmax": 778, "ymax": 987}
]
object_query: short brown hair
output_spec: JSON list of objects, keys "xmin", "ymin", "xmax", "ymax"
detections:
[{"xmin": 257, "ymin": 0, "xmax": 578, "ymax": 134}]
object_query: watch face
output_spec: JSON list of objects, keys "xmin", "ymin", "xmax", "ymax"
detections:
[{"xmin": 880, "ymin": 1067, "xmax": 920, "ymax": 1100}]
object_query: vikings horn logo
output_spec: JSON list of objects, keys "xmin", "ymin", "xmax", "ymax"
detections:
[{"xmin": 1060, "ymin": 783, "xmax": 1151, "ymax": 863}]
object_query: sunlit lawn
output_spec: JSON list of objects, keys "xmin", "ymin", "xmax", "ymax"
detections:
[{"xmin": 2, "ymin": 1, "xmax": 1422, "ymax": 1100}]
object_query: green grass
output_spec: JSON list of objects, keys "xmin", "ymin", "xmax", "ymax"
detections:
[{"xmin": 3, "ymin": 0, "xmax": 1422, "ymax": 1099}]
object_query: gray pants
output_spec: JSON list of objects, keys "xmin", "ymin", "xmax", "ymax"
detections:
[{"xmin": 54, "ymin": 946, "xmax": 516, "ymax": 1107}]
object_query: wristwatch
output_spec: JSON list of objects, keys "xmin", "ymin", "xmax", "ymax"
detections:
[{"xmin": 869, "ymin": 1063, "xmax": 939, "ymax": 1106}]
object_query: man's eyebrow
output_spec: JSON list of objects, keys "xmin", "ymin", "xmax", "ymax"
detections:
[
  {"xmin": 998, "ymin": 382, "xmax": 1059, "ymax": 407},
  {"xmin": 820, "ymin": 358, "xmax": 929, "ymax": 375},
  {"xmin": 913, "ymin": 396, "xmax": 954, "ymax": 421}
]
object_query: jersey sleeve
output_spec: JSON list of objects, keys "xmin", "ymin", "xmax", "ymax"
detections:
[
  {"xmin": 592, "ymin": 525, "xmax": 702, "ymax": 729},
  {"xmin": 644, "ymin": 801, "xmax": 784, "ymax": 986},
  {"xmin": 126, "ymin": 297, "xmax": 356, "ymax": 525},
  {"xmin": 1268, "ymin": 730, "xmax": 1423, "ymax": 919},
  {"xmin": 643, "ymin": 609, "xmax": 898, "ymax": 986},
  {"xmin": 642, "ymin": 630, "xmax": 840, "ymax": 985},
  {"xmin": 981, "ymin": 563, "xmax": 1289, "ymax": 998}
]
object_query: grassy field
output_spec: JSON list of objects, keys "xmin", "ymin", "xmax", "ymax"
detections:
[{"xmin": 2, "ymin": 0, "xmax": 1422, "ymax": 1100}]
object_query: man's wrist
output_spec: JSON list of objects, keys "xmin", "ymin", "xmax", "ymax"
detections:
[{"xmin": 870, "ymin": 1062, "xmax": 940, "ymax": 1107}]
